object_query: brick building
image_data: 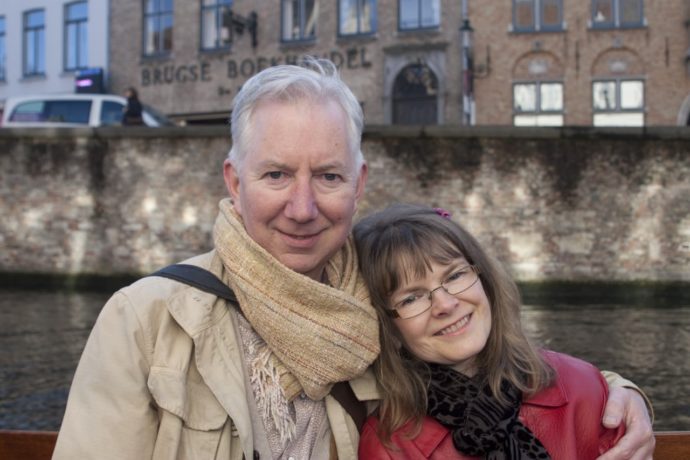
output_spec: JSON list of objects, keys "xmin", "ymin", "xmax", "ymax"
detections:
[{"xmin": 107, "ymin": 0, "xmax": 690, "ymax": 126}]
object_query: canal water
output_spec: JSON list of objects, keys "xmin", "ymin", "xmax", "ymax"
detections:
[{"xmin": 0, "ymin": 287, "xmax": 688, "ymax": 431}]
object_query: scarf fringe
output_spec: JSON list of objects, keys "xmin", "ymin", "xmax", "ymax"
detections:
[{"xmin": 251, "ymin": 345, "xmax": 296, "ymax": 444}]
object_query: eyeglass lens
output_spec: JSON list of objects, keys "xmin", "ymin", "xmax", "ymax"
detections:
[{"xmin": 394, "ymin": 266, "xmax": 478, "ymax": 319}]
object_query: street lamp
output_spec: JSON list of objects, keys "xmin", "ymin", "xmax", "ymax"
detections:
[
  {"xmin": 223, "ymin": 10, "xmax": 258, "ymax": 48},
  {"xmin": 460, "ymin": 18, "xmax": 475, "ymax": 125}
]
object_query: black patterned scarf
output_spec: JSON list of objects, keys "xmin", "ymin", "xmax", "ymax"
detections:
[{"xmin": 426, "ymin": 364, "xmax": 551, "ymax": 460}]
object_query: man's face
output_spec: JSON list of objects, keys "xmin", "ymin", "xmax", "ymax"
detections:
[{"xmin": 224, "ymin": 98, "xmax": 367, "ymax": 281}]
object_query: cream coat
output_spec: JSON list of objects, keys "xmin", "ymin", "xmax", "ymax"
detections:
[{"xmin": 53, "ymin": 251, "xmax": 380, "ymax": 460}]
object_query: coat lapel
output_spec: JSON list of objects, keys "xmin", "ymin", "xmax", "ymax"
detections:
[{"xmin": 167, "ymin": 287, "xmax": 255, "ymax": 457}]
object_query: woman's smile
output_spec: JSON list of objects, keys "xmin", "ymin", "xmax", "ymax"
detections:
[{"xmin": 435, "ymin": 313, "xmax": 472, "ymax": 336}]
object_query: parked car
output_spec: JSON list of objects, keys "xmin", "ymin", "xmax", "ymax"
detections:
[{"xmin": 0, "ymin": 94, "xmax": 174, "ymax": 127}]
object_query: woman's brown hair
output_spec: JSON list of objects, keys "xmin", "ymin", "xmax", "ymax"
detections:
[{"xmin": 353, "ymin": 203, "xmax": 554, "ymax": 444}]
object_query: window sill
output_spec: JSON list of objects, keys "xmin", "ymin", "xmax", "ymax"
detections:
[
  {"xmin": 397, "ymin": 26, "xmax": 441, "ymax": 35},
  {"xmin": 140, "ymin": 53, "xmax": 173, "ymax": 64},
  {"xmin": 279, "ymin": 38, "xmax": 317, "ymax": 50},
  {"xmin": 199, "ymin": 47, "xmax": 232, "ymax": 57},
  {"xmin": 336, "ymin": 32, "xmax": 378, "ymax": 44},
  {"xmin": 20, "ymin": 74, "xmax": 46, "ymax": 82},
  {"xmin": 510, "ymin": 28, "xmax": 566, "ymax": 35}
]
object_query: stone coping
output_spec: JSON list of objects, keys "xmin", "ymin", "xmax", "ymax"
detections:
[{"xmin": 2, "ymin": 124, "xmax": 690, "ymax": 140}]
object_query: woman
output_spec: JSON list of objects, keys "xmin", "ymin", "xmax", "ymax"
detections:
[
  {"xmin": 121, "ymin": 87, "xmax": 144, "ymax": 126},
  {"xmin": 353, "ymin": 203, "xmax": 625, "ymax": 459}
]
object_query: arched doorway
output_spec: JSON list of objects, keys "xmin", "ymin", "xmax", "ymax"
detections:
[{"xmin": 392, "ymin": 63, "xmax": 438, "ymax": 125}]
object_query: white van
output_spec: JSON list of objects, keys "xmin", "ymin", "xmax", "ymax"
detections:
[{"xmin": 0, "ymin": 94, "xmax": 174, "ymax": 127}]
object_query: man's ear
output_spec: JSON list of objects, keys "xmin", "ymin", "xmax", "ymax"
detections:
[
  {"xmin": 354, "ymin": 162, "xmax": 368, "ymax": 203},
  {"xmin": 223, "ymin": 159, "xmax": 242, "ymax": 214}
]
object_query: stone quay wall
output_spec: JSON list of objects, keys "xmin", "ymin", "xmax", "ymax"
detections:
[{"xmin": 1, "ymin": 126, "xmax": 688, "ymax": 282}]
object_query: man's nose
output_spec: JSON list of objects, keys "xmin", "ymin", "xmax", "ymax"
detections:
[{"xmin": 285, "ymin": 178, "xmax": 319, "ymax": 222}]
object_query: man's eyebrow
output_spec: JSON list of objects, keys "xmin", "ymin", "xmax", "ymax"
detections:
[
  {"xmin": 255, "ymin": 160, "xmax": 291, "ymax": 170},
  {"xmin": 312, "ymin": 162, "xmax": 347, "ymax": 173}
]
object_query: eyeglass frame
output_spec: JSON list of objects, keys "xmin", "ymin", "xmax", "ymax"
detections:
[{"xmin": 386, "ymin": 265, "xmax": 481, "ymax": 319}]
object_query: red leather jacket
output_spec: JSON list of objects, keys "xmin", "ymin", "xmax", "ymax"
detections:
[{"xmin": 359, "ymin": 351, "xmax": 625, "ymax": 460}]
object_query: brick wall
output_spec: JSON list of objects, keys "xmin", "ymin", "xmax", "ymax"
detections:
[
  {"xmin": 1, "ymin": 126, "xmax": 688, "ymax": 281},
  {"xmin": 108, "ymin": 0, "xmax": 690, "ymax": 126}
]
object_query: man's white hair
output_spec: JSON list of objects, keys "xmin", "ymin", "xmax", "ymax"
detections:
[{"xmin": 227, "ymin": 58, "xmax": 364, "ymax": 172}]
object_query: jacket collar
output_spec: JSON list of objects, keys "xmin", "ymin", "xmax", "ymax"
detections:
[{"xmin": 523, "ymin": 376, "xmax": 568, "ymax": 408}]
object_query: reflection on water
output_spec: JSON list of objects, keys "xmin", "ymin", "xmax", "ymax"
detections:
[
  {"xmin": 0, "ymin": 290, "xmax": 110, "ymax": 430},
  {"xmin": 0, "ymin": 289, "xmax": 688, "ymax": 431},
  {"xmin": 523, "ymin": 303, "xmax": 690, "ymax": 431}
]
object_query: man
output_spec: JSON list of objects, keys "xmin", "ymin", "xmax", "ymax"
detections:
[{"xmin": 53, "ymin": 60, "xmax": 654, "ymax": 459}]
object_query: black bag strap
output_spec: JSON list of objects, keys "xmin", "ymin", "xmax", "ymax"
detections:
[
  {"xmin": 149, "ymin": 264, "xmax": 238, "ymax": 304},
  {"xmin": 149, "ymin": 263, "xmax": 366, "ymax": 433}
]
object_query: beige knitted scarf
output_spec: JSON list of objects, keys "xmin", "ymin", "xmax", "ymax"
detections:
[{"xmin": 213, "ymin": 199, "xmax": 380, "ymax": 402}]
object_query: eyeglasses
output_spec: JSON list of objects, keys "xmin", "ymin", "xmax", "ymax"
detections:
[{"xmin": 387, "ymin": 265, "xmax": 480, "ymax": 319}]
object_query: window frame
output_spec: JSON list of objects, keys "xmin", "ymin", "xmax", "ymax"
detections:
[
  {"xmin": 200, "ymin": 0, "xmax": 232, "ymax": 51},
  {"xmin": 592, "ymin": 78, "xmax": 645, "ymax": 119},
  {"xmin": 338, "ymin": 0, "xmax": 377, "ymax": 37},
  {"xmin": 23, "ymin": 9, "xmax": 46, "ymax": 77},
  {"xmin": 512, "ymin": 0, "xmax": 564, "ymax": 33},
  {"xmin": 398, "ymin": 0, "xmax": 440, "ymax": 31},
  {"xmin": 281, "ymin": 0, "xmax": 318, "ymax": 43},
  {"xmin": 0, "ymin": 16, "xmax": 6, "ymax": 81},
  {"xmin": 64, "ymin": 1, "xmax": 88, "ymax": 72},
  {"xmin": 143, "ymin": 0, "xmax": 174, "ymax": 57},
  {"xmin": 591, "ymin": 0, "xmax": 645, "ymax": 29},
  {"xmin": 512, "ymin": 80, "xmax": 565, "ymax": 126}
]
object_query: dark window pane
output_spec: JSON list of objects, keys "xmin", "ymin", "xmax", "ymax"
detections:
[
  {"xmin": 45, "ymin": 101, "xmax": 92, "ymax": 123},
  {"xmin": 541, "ymin": 0, "xmax": 561, "ymax": 27},
  {"xmin": 26, "ymin": 11, "xmax": 45, "ymax": 28},
  {"xmin": 420, "ymin": 0, "xmax": 439, "ymax": 27},
  {"xmin": 620, "ymin": 0, "xmax": 642, "ymax": 25},
  {"xmin": 400, "ymin": 0, "xmax": 419, "ymax": 29},
  {"xmin": 10, "ymin": 101, "xmax": 46, "ymax": 122},
  {"xmin": 101, "ymin": 101, "xmax": 125, "ymax": 125},
  {"xmin": 162, "ymin": 14, "xmax": 173, "ymax": 50},
  {"xmin": 514, "ymin": 0, "xmax": 535, "ymax": 29},
  {"xmin": 593, "ymin": 0, "xmax": 613, "ymax": 25},
  {"xmin": 340, "ymin": 0, "xmax": 357, "ymax": 34},
  {"xmin": 67, "ymin": 2, "xmax": 88, "ymax": 20}
]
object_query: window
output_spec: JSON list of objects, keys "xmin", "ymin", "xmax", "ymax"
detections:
[
  {"xmin": 64, "ymin": 2, "xmax": 88, "ymax": 71},
  {"xmin": 201, "ymin": 0, "xmax": 232, "ymax": 50},
  {"xmin": 23, "ymin": 10, "xmax": 46, "ymax": 76},
  {"xmin": 513, "ymin": 0, "xmax": 563, "ymax": 32},
  {"xmin": 9, "ymin": 100, "xmax": 92, "ymax": 124},
  {"xmin": 399, "ymin": 0, "xmax": 439, "ymax": 30},
  {"xmin": 592, "ymin": 0, "xmax": 644, "ymax": 28},
  {"xmin": 339, "ymin": 0, "xmax": 376, "ymax": 36},
  {"xmin": 592, "ymin": 79, "xmax": 644, "ymax": 126},
  {"xmin": 513, "ymin": 81, "xmax": 564, "ymax": 126},
  {"xmin": 0, "ymin": 17, "xmax": 6, "ymax": 81},
  {"xmin": 282, "ymin": 0, "xmax": 317, "ymax": 41},
  {"xmin": 144, "ymin": 0, "xmax": 173, "ymax": 56},
  {"xmin": 101, "ymin": 101, "xmax": 126, "ymax": 126}
]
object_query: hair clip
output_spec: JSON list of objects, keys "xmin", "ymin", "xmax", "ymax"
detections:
[{"xmin": 433, "ymin": 207, "xmax": 451, "ymax": 219}]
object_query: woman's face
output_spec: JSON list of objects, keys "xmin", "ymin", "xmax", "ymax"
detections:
[{"xmin": 389, "ymin": 257, "xmax": 492, "ymax": 376}]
